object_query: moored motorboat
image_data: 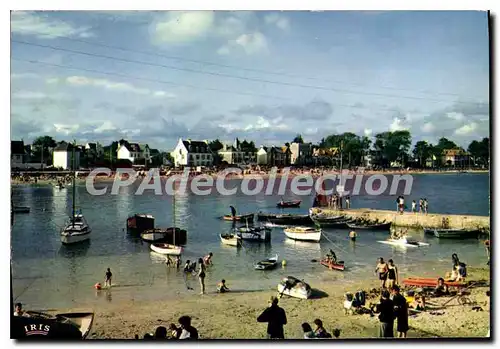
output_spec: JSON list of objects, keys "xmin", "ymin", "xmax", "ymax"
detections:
[
  {"xmin": 424, "ymin": 228, "xmax": 480, "ymax": 239},
  {"xmin": 378, "ymin": 237, "xmax": 429, "ymax": 248},
  {"xmin": 127, "ymin": 214, "xmax": 155, "ymax": 232},
  {"xmin": 254, "ymin": 254, "xmax": 279, "ymax": 270},
  {"xmin": 311, "ymin": 215, "xmax": 351, "ymax": 228},
  {"xmin": 140, "ymin": 227, "xmax": 187, "ymax": 244},
  {"xmin": 12, "ymin": 206, "xmax": 30, "ymax": 213},
  {"xmin": 283, "ymin": 226, "xmax": 322, "ymax": 242},
  {"xmin": 61, "ymin": 214, "xmax": 92, "ymax": 244},
  {"xmin": 257, "ymin": 213, "xmax": 313, "ymax": 225},
  {"xmin": 220, "ymin": 233, "xmax": 242, "ymax": 247},
  {"xmin": 346, "ymin": 222, "xmax": 392, "ymax": 231},
  {"xmin": 277, "ymin": 276, "xmax": 312, "ymax": 299},
  {"xmin": 277, "ymin": 200, "xmax": 301, "ymax": 208},
  {"xmin": 237, "ymin": 228, "xmax": 271, "ymax": 242},
  {"xmin": 150, "ymin": 243, "xmax": 183, "ymax": 256},
  {"xmin": 320, "ymin": 257, "xmax": 345, "ymax": 271}
]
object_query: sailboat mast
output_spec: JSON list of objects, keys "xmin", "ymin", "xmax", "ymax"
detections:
[
  {"xmin": 72, "ymin": 142, "xmax": 76, "ymax": 226},
  {"xmin": 173, "ymin": 193, "xmax": 176, "ymax": 246}
]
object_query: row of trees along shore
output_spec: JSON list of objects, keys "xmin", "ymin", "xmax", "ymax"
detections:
[{"xmin": 26, "ymin": 131, "xmax": 489, "ymax": 169}]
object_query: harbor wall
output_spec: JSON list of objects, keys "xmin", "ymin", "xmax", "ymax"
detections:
[{"xmin": 312, "ymin": 208, "xmax": 490, "ymax": 230}]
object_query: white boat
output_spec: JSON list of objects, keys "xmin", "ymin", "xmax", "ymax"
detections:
[
  {"xmin": 283, "ymin": 226, "xmax": 322, "ymax": 242},
  {"xmin": 61, "ymin": 214, "xmax": 92, "ymax": 244},
  {"xmin": 150, "ymin": 243, "xmax": 183, "ymax": 256},
  {"xmin": 220, "ymin": 233, "xmax": 242, "ymax": 247},
  {"xmin": 277, "ymin": 276, "xmax": 312, "ymax": 299},
  {"xmin": 254, "ymin": 254, "xmax": 279, "ymax": 270},
  {"xmin": 377, "ymin": 237, "xmax": 429, "ymax": 248}
]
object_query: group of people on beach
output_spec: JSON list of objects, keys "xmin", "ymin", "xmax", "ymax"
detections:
[
  {"xmin": 397, "ymin": 196, "xmax": 429, "ymax": 214},
  {"xmin": 137, "ymin": 315, "xmax": 199, "ymax": 340}
]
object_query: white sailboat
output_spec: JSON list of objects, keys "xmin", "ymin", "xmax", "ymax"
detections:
[
  {"xmin": 149, "ymin": 193, "xmax": 183, "ymax": 255},
  {"xmin": 61, "ymin": 142, "xmax": 91, "ymax": 245}
]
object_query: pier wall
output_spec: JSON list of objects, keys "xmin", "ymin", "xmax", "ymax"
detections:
[{"xmin": 313, "ymin": 208, "xmax": 490, "ymax": 230}]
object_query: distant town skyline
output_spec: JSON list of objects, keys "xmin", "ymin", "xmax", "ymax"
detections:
[{"xmin": 11, "ymin": 11, "xmax": 490, "ymax": 149}]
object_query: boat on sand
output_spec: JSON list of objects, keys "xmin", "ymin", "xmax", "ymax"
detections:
[
  {"xmin": 277, "ymin": 276, "xmax": 312, "ymax": 299},
  {"xmin": 402, "ymin": 277, "xmax": 466, "ymax": 288}
]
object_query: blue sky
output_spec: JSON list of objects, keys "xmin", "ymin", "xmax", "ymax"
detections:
[{"xmin": 10, "ymin": 10, "xmax": 490, "ymax": 150}]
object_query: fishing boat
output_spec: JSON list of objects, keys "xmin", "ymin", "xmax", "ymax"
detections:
[
  {"xmin": 277, "ymin": 276, "xmax": 312, "ymax": 299},
  {"xmin": 220, "ymin": 233, "xmax": 242, "ymax": 247},
  {"xmin": 237, "ymin": 228, "xmax": 271, "ymax": 242},
  {"xmin": 320, "ymin": 257, "xmax": 345, "ymax": 271},
  {"xmin": 254, "ymin": 254, "xmax": 279, "ymax": 270},
  {"xmin": 346, "ymin": 221, "xmax": 392, "ymax": 231},
  {"xmin": 402, "ymin": 277, "xmax": 466, "ymax": 288},
  {"xmin": 222, "ymin": 206, "xmax": 254, "ymax": 222},
  {"xmin": 378, "ymin": 237, "xmax": 429, "ymax": 248},
  {"xmin": 277, "ymin": 200, "xmax": 301, "ymax": 208},
  {"xmin": 140, "ymin": 227, "xmax": 187, "ymax": 244},
  {"xmin": 284, "ymin": 226, "xmax": 322, "ymax": 242},
  {"xmin": 12, "ymin": 206, "xmax": 30, "ymax": 213},
  {"xmin": 127, "ymin": 214, "xmax": 155, "ymax": 232},
  {"xmin": 424, "ymin": 228, "xmax": 480, "ymax": 239},
  {"xmin": 311, "ymin": 215, "xmax": 351, "ymax": 228},
  {"xmin": 257, "ymin": 213, "xmax": 313, "ymax": 225},
  {"xmin": 22, "ymin": 311, "xmax": 95, "ymax": 339},
  {"xmin": 150, "ymin": 243, "xmax": 183, "ymax": 256},
  {"xmin": 60, "ymin": 145, "xmax": 92, "ymax": 245}
]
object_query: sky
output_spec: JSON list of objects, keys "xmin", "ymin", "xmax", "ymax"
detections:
[{"xmin": 10, "ymin": 10, "xmax": 490, "ymax": 151}]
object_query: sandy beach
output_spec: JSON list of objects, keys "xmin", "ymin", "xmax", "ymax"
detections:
[{"xmin": 46, "ymin": 267, "xmax": 489, "ymax": 339}]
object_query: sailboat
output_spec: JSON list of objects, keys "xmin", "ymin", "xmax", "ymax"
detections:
[
  {"xmin": 60, "ymin": 142, "xmax": 92, "ymax": 245},
  {"xmin": 150, "ymin": 193, "xmax": 183, "ymax": 256}
]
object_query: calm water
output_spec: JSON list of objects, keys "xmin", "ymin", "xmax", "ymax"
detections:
[{"xmin": 11, "ymin": 173, "xmax": 490, "ymax": 309}]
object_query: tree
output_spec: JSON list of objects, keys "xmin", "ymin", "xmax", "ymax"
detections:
[
  {"xmin": 208, "ymin": 139, "xmax": 223, "ymax": 152},
  {"xmin": 374, "ymin": 130, "xmax": 412, "ymax": 167},
  {"xmin": 292, "ymin": 134, "xmax": 304, "ymax": 144},
  {"xmin": 32, "ymin": 136, "xmax": 57, "ymax": 164},
  {"xmin": 468, "ymin": 137, "xmax": 490, "ymax": 167},
  {"xmin": 412, "ymin": 141, "xmax": 432, "ymax": 167}
]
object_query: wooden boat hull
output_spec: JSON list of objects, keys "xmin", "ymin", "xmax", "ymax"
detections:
[
  {"xmin": 220, "ymin": 234, "xmax": 241, "ymax": 247},
  {"xmin": 277, "ymin": 276, "xmax": 312, "ymax": 299},
  {"xmin": 424, "ymin": 228, "xmax": 480, "ymax": 239},
  {"xmin": 140, "ymin": 228, "xmax": 187, "ymax": 244},
  {"xmin": 254, "ymin": 255, "xmax": 279, "ymax": 270},
  {"xmin": 320, "ymin": 258, "xmax": 345, "ymax": 271},
  {"xmin": 150, "ymin": 243, "xmax": 183, "ymax": 256},
  {"xmin": 312, "ymin": 218, "xmax": 351, "ymax": 228},
  {"xmin": 127, "ymin": 214, "xmax": 155, "ymax": 232},
  {"xmin": 257, "ymin": 213, "xmax": 313, "ymax": 225},
  {"xmin": 222, "ymin": 214, "xmax": 254, "ymax": 222},
  {"xmin": 277, "ymin": 200, "xmax": 301, "ymax": 208},
  {"xmin": 346, "ymin": 222, "xmax": 392, "ymax": 231},
  {"xmin": 54, "ymin": 312, "xmax": 95, "ymax": 339},
  {"xmin": 402, "ymin": 277, "xmax": 466, "ymax": 288},
  {"xmin": 283, "ymin": 228, "xmax": 321, "ymax": 242}
]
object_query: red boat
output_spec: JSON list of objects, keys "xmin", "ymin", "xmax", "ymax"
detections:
[
  {"xmin": 277, "ymin": 200, "xmax": 301, "ymax": 208},
  {"xmin": 403, "ymin": 277, "xmax": 466, "ymax": 288},
  {"xmin": 127, "ymin": 214, "xmax": 155, "ymax": 232},
  {"xmin": 320, "ymin": 258, "xmax": 345, "ymax": 271}
]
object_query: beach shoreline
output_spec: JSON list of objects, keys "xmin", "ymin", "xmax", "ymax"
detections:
[{"xmin": 39, "ymin": 268, "xmax": 489, "ymax": 339}]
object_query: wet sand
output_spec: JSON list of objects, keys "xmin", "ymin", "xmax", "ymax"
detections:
[{"xmin": 49, "ymin": 268, "xmax": 489, "ymax": 339}]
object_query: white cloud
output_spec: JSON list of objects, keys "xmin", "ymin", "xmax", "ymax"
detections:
[
  {"xmin": 94, "ymin": 121, "xmax": 117, "ymax": 134},
  {"xmin": 455, "ymin": 122, "xmax": 478, "ymax": 136},
  {"xmin": 11, "ymin": 73, "xmax": 39, "ymax": 80},
  {"xmin": 364, "ymin": 128, "xmax": 372, "ymax": 137},
  {"xmin": 11, "ymin": 11, "xmax": 93, "ymax": 39},
  {"xmin": 153, "ymin": 91, "xmax": 176, "ymax": 98},
  {"xmin": 152, "ymin": 11, "xmax": 215, "ymax": 44},
  {"xmin": 264, "ymin": 13, "xmax": 290, "ymax": 31},
  {"xmin": 54, "ymin": 123, "xmax": 80, "ymax": 135},
  {"xmin": 12, "ymin": 91, "xmax": 47, "ymax": 99},
  {"xmin": 235, "ymin": 32, "xmax": 269, "ymax": 55},
  {"xmin": 46, "ymin": 77, "xmax": 60, "ymax": 84},
  {"xmin": 389, "ymin": 117, "xmax": 407, "ymax": 132},
  {"xmin": 217, "ymin": 46, "xmax": 230, "ymax": 55},
  {"xmin": 421, "ymin": 122, "xmax": 435, "ymax": 133},
  {"xmin": 447, "ymin": 112, "xmax": 465, "ymax": 121}
]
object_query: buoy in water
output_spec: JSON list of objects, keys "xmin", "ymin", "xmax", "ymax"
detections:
[
  {"xmin": 282, "ymin": 260, "xmax": 287, "ymax": 267},
  {"xmin": 94, "ymin": 283, "xmax": 102, "ymax": 290}
]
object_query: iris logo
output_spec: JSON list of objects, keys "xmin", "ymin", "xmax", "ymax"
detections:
[{"xmin": 24, "ymin": 324, "xmax": 51, "ymax": 336}]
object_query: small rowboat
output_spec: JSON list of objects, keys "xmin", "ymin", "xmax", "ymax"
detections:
[
  {"xmin": 378, "ymin": 238, "xmax": 429, "ymax": 248},
  {"xmin": 320, "ymin": 257, "xmax": 345, "ymax": 271},
  {"xmin": 150, "ymin": 243, "xmax": 183, "ymax": 256},
  {"xmin": 284, "ymin": 226, "xmax": 321, "ymax": 242},
  {"xmin": 254, "ymin": 254, "xmax": 279, "ymax": 270},
  {"xmin": 140, "ymin": 227, "xmax": 187, "ymax": 244},
  {"xmin": 346, "ymin": 222, "xmax": 392, "ymax": 231},
  {"xmin": 277, "ymin": 200, "xmax": 301, "ymax": 208},
  {"xmin": 220, "ymin": 233, "xmax": 241, "ymax": 247},
  {"xmin": 423, "ymin": 228, "xmax": 480, "ymax": 239},
  {"xmin": 403, "ymin": 277, "xmax": 466, "ymax": 288},
  {"xmin": 277, "ymin": 276, "xmax": 312, "ymax": 300},
  {"xmin": 222, "ymin": 213, "xmax": 254, "ymax": 222}
]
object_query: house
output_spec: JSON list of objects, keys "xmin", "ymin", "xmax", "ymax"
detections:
[
  {"xmin": 171, "ymin": 138, "xmax": 213, "ymax": 167},
  {"xmin": 11, "ymin": 140, "xmax": 26, "ymax": 168},
  {"xmin": 117, "ymin": 141, "xmax": 151, "ymax": 165},
  {"xmin": 256, "ymin": 146, "xmax": 289, "ymax": 166},
  {"xmin": 218, "ymin": 139, "xmax": 245, "ymax": 165},
  {"xmin": 442, "ymin": 148, "xmax": 470, "ymax": 167},
  {"xmin": 53, "ymin": 142, "xmax": 81, "ymax": 169},
  {"xmin": 290, "ymin": 142, "xmax": 313, "ymax": 165},
  {"xmin": 312, "ymin": 147, "xmax": 339, "ymax": 165}
]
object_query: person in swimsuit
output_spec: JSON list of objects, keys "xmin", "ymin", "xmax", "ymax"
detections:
[
  {"xmin": 105, "ymin": 268, "xmax": 112, "ymax": 288},
  {"xmin": 375, "ymin": 258, "xmax": 388, "ymax": 289},
  {"xmin": 386, "ymin": 259, "xmax": 398, "ymax": 289},
  {"xmin": 198, "ymin": 258, "xmax": 206, "ymax": 295},
  {"xmin": 349, "ymin": 230, "xmax": 357, "ymax": 242},
  {"xmin": 203, "ymin": 252, "xmax": 213, "ymax": 266}
]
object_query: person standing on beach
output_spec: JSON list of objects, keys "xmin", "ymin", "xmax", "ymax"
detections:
[
  {"xmin": 198, "ymin": 258, "xmax": 206, "ymax": 295},
  {"xmin": 257, "ymin": 296, "xmax": 287, "ymax": 339},
  {"xmin": 391, "ymin": 285, "xmax": 409, "ymax": 338},
  {"xmin": 386, "ymin": 259, "xmax": 398, "ymax": 289},
  {"xmin": 375, "ymin": 258, "xmax": 388, "ymax": 289},
  {"xmin": 411, "ymin": 200, "xmax": 416, "ymax": 213},
  {"xmin": 376, "ymin": 290, "xmax": 395, "ymax": 338},
  {"xmin": 105, "ymin": 268, "xmax": 112, "ymax": 288},
  {"xmin": 419, "ymin": 198, "xmax": 423, "ymax": 213},
  {"xmin": 423, "ymin": 198, "xmax": 429, "ymax": 214},
  {"xmin": 345, "ymin": 196, "xmax": 351, "ymax": 209}
]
